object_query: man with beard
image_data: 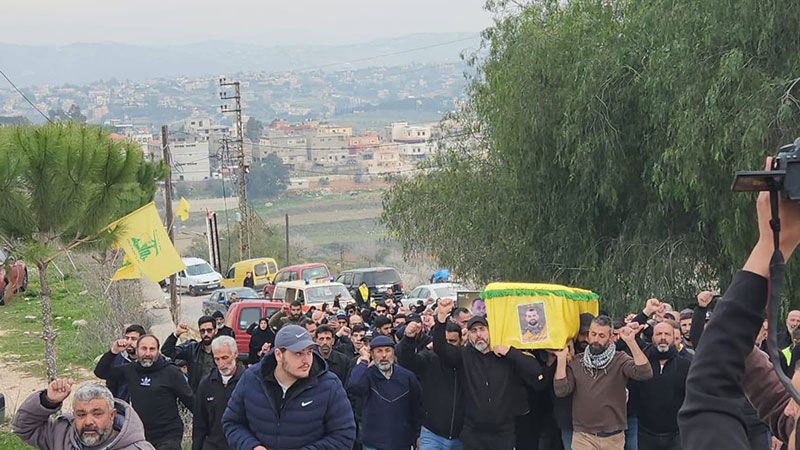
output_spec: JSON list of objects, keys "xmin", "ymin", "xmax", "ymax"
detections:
[
  {"xmin": 212, "ymin": 311, "xmax": 235, "ymax": 338},
  {"xmin": 347, "ymin": 335, "xmax": 422, "ymax": 450},
  {"xmin": 106, "ymin": 324, "xmax": 145, "ymax": 402},
  {"xmin": 778, "ymin": 309, "xmax": 800, "ymax": 349},
  {"xmin": 629, "ymin": 321, "xmax": 690, "ymax": 450},
  {"xmin": 433, "ymin": 298, "xmax": 546, "ymax": 450},
  {"xmin": 315, "ymin": 324, "xmax": 353, "ymax": 385},
  {"xmin": 193, "ymin": 336, "xmax": 244, "ymax": 450},
  {"xmin": 161, "ymin": 316, "xmax": 218, "ymax": 392},
  {"xmin": 95, "ymin": 335, "xmax": 194, "ymax": 450},
  {"xmin": 223, "ymin": 325, "xmax": 355, "ymax": 449},
  {"xmin": 269, "ymin": 301, "xmax": 306, "ymax": 331},
  {"xmin": 398, "ymin": 319, "xmax": 464, "ymax": 449},
  {"xmin": 554, "ymin": 316, "xmax": 652, "ymax": 450},
  {"xmin": 372, "ymin": 316, "xmax": 394, "ymax": 340},
  {"xmin": 521, "ymin": 307, "xmax": 547, "ymax": 343},
  {"xmin": 13, "ymin": 379, "xmax": 154, "ymax": 450}
]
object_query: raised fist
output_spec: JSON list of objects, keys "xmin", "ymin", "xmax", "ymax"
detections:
[
  {"xmin": 175, "ymin": 323, "xmax": 189, "ymax": 337},
  {"xmin": 404, "ymin": 321, "xmax": 422, "ymax": 338},
  {"xmin": 337, "ymin": 326, "xmax": 351, "ymax": 337},
  {"xmin": 111, "ymin": 339, "xmax": 127, "ymax": 354},
  {"xmin": 697, "ymin": 291, "xmax": 715, "ymax": 308},
  {"xmin": 45, "ymin": 378, "xmax": 74, "ymax": 404},
  {"xmin": 643, "ymin": 298, "xmax": 661, "ymax": 316},
  {"xmin": 436, "ymin": 298, "xmax": 455, "ymax": 319},
  {"xmin": 619, "ymin": 325, "xmax": 638, "ymax": 343}
]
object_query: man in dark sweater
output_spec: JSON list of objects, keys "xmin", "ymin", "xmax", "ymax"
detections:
[
  {"xmin": 398, "ymin": 318, "xmax": 464, "ymax": 449},
  {"xmin": 433, "ymin": 298, "xmax": 546, "ymax": 450},
  {"xmin": 193, "ymin": 335, "xmax": 243, "ymax": 450},
  {"xmin": 347, "ymin": 335, "xmax": 422, "ymax": 450},
  {"xmin": 106, "ymin": 324, "xmax": 145, "ymax": 402},
  {"xmin": 94, "ymin": 334, "xmax": 194, "ymax": 450},
  {"xmin": 678, "ymin": 180, "xmax": 800, "ymax": 450},
  {"xmin": 161, "ymin": 316, "xmax": 217, "ymax": 392},
  {"xmin": 629, "ymin": 321, "xmax": 690, "ymax": 450},
  {"xmin": 315, "ymin": 324, "xmax": 353, "ymax": 385},
  {"xmin": 554, "ymin": 316, "xmax": 653, "ymax": 450}
]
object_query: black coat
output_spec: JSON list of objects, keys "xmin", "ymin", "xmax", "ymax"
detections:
[
  {"xmin": 94, "ymin": 352, "xmax": 193, "ymax": 443},
  {"xmin": 192, "ymin": 363, "xmax": 244, "ymax": 450},
  {"xmin": 216, "ymin": 326, "xmax": 235, "ymax": 339},
  {"xmin": 324, "ymin": 349, "xmax": 353, "ymax": 385},
  {"xmin": 398, "ymin": 334, "xmax": 464, "ymax": 440},
  {"xmin": 630, "ymin": 346, "xmax": 691, "ymax": 434},
  {"xmin": 246, "ymin": 323, "xmax": 275, "ymax": 365},
  {"xmin": 161, "ymin": 333, "xmax": 214, "ymax": 392},
  {"xmin": 431, "ymin": 319, "xmax": 546, "ymax": 428}
]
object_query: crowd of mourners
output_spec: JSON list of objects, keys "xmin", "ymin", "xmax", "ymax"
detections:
[{"xmin": 14, "ymin": 282, "xmax": 800, "ymax": 450}]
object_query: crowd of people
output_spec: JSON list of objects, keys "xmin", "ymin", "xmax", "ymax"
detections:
[{"xmin": 16, "ymin": 283, "xmax": 799, "ymax": 450}]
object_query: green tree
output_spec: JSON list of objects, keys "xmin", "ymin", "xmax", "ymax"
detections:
[
  {"xmin": 48, "ymin": 104, "xmax": 87, "ymax": 124},
  {"xmin": 382, "ymin": 0, "xmax": 800, "ymax": 314},
  {"xmin": 247, "ymin": 153, "xmax": 289, "ymax": 199},
  {"xmin": 0, "ymin": 123, "xmax": 164, "ymax": 379},
  {"xmin": 245, "ymin": 116, "xmax": 264, "ymax": 143}
]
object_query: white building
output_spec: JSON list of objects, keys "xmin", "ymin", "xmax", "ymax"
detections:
[
  {"xmin": 169, "ymin": 132, "xmax": 211, "ymax": 181},
  {"xmin": 385, "ymin": 122, "xmax": 433, "ymax": 143}
]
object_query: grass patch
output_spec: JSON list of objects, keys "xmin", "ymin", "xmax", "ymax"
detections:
[
  {"xmin": 294, "ymin": 218, "xmax": 387, "ymax": 246},
  {"xmin": 0, "ymin": 428, "xmax": 34, "ymax": 450},
  {"xmin": 0, "ymin": 267, "xmax": 108, "ymax": 378}
]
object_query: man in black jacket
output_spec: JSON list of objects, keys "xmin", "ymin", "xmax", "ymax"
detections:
[
  {"xmin": 678, "ymin": 175, "xmax": 800, "ymax": 450},
  {"xmin": 315, "ymin": 324, "xmax": 353, "ymax": 385},
  {"xmin": 193, "ymin": 336, "xmax": 244, "ymax": 450},
  {"xmin": 161, "ymin": 316, "xmax": 217, "ymax": 392},
  {"xmin": 630, "ymin": 321, "xmax": 690, "ymax": 450},
  {"xmin": 433, "ymin": 298, "xmax": 546, "ymax": 450},
  {"xmin": 94, "ymin": 334, "xmax": 194, "ymax": 450},
  {"xmin": 212, "ymin": 311, "xmax": 235, "ymax": 338},
  {"xmin": 398, "ymin": 318, "xmax": 464, "ymax": 449}
]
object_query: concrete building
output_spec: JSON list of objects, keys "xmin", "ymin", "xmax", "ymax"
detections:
[
  {"xmin": 363, "ymin": 145, "xmax": 403, "ymax": 175},
  {"xmin": 185, "ymin": 115, "xmax": 230, "ymax": 141},
  {"xmin": 398, "ymin": 141, "xmax": 436, "ymax": 160},
  {"xmin": 384, "ymin": 122, "xmax": 433, "ymax": 143},
  {"xmin": 169, "ymin": 131, "xmax": 211, "ymax": 181}
]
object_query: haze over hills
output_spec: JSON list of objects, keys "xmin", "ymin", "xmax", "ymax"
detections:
[{"xmin": 1, "ymin": 32, "xmax": 481, "ymax": 86}]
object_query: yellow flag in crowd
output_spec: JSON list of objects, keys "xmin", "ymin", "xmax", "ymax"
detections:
[
  {"xmin": 176, "ymin": 197, "xmax": 191, "ymax": 221},
  {"xmin": 108, "ymin": 202, "xmax": 186, "ymax": 283},
  {"xmin": 111, "ymin": 251, "xmax": 141, "ymax": 281},
  {"xmin": 482, "ymin": 282, "xmax": 600, "ymax": 350}
]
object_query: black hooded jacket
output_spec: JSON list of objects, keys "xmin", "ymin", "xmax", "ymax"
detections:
[{"xmin": 95, "ymin": 351, "xmax": 194, "ymax": 443}]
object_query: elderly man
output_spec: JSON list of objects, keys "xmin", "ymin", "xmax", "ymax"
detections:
[
  {"xmin": 347, "ymin": 335, "xmax": 423, "ymax": 450},
  {"xmin": 193, "ymin": 336, "xmax": 245, "ymax": 450},
  {"xmin": 223, "ymin": 324, "xmax": 355, "ymax": 450},
  {"xmin": 554, "ymin": 316, "xmax": 653, "ymax": 450},
  {"xmin": 779, "ymin": 309, "xmax": 800, "ymax": 349},
  {"xmin": 13, "ymin": 379, "xmax": 153, "ymax": 450}
]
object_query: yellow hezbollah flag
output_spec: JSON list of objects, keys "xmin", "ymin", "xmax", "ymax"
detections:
[
  {"xmin": 483, "ymin": 282, "xmax": 599, "ymax": 350},
  {"xmin": 111, "ymin": 251, "xmax": 141, "ymax": 281},
  {"xmin": 108, "ymin": 202, "xmax": 186, "ymax": 283},
  {"xmin": 176, "ymin": 197, "xmax": 190, "ymax": 221}
]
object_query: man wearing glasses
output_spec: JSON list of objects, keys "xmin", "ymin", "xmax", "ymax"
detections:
[{"xmin": 162, "ymin": 315, "xmax": 219, "ymax": 392}]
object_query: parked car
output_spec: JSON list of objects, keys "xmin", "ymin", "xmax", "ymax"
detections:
[
  {"xmin": 271, "ymin": 280, "xmax": 355, "ymax": 308},
  {"xmin": 401, "ymin": 283, "xmax": 466, "ymax": 309},
  {"xmin": 336, "ymin": 267, "xmax": 404, "ymax": 303},
  {"xmin": 263, "ymin": 263, "xmax": 331, "ymax": 298},
  {"xmin": 202, "ymin": 287, "xmax": 261, "ymax": 315},
  {"xmin": 224, "ymin": 300, "xmax": 284, "ymax": 358},
  {"xmin": 166, "ymin": 257, "xmax": 222, "ymax": 296},
  {"xmin": 219, "ymin": 257, "xmax": 279, "ymax": 291},
  {"xmin": 0, "ymin": 248, "xmax": 27, "ymax": 306}
]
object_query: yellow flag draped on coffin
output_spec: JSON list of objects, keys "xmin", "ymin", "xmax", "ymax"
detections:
[
  {"xmin": 483, "ymin": 282, "xmax": 599, "ymax": 350},
  {"xmin": 108, "ymin": 202, "xmax": 186, "ymax": 283}
]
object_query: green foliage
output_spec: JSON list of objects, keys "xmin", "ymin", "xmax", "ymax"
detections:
[
  {"xmin": 245, "ymin": 116, "xmax": 264, "ymax": 143},
  {"xmin": 382, "ymin": 0, "xmax": 800, "ymax": 314},
  {"xmin": 246, "ymin": 153, "xmax": 289, "ymax": 199}
]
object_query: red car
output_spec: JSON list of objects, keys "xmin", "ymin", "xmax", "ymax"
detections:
[
  {"xmin": 262, "ymin": 263, "xmax": 331, "ymax": 298},
  {"xmin": 224, "ymin": 300, "xmax": 284, "ymax": 357},
  {"xmin": 0, "ymin": 248, "xmax": 27, "ymax": 306}
]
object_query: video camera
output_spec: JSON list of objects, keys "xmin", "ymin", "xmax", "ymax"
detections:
[{"xmin": 733, "ymin": 138, "xmax": 800, "ymax": 197}]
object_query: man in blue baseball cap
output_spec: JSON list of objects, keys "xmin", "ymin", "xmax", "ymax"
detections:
[{"xmin": 222, "ymin": 324, "xmax": 355, "ymax": 450}]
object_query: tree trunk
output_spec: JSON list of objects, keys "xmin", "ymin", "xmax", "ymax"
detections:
[{"xmin": 37, "ymin": 261, "xmax": 58, "ymax": 381}]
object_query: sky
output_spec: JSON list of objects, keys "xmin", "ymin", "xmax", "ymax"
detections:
[{"xmin": 4, "ymin": 0, "xmax": 493, "ymax": 46}]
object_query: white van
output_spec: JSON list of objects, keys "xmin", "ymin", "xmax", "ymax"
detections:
[
  {"xmin": 272, "ymin": 280, "xmax": 355, "ymax": 307},
  {"xmin": 172, "ymin": 257, "xmax": 222, "ymax": 296}
]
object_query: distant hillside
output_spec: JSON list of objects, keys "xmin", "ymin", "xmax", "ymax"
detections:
[{"xmin": 0, "ymin": 32, "xmax": 480, "ymax": 86}]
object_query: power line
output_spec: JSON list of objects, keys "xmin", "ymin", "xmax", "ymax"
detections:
[{"xmin": 0, "ymin": 67, "xmax": 53, "ymax": 124}]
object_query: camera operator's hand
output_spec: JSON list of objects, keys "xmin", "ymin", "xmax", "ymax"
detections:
[{"xmin": 746, "ymin": 157, "xmax": 800, "ymax": 276}]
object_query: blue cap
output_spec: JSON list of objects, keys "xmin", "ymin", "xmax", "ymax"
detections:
[
  {"xmin": 275, "ymin": 325, "xmax": 316, "ymax": 352},
  {"xmin": 370, "ymin": 335, "xmax": 395, "ymax": 349}
]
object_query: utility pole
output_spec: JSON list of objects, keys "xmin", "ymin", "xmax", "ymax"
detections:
[
  {"xmin": 285, "ymin": 214, "xmax": 290, "ymax": 266},
  {"xmin": 219, "ymin": 77, "xmax": 250, "ymax": 260},
  {"xmin": 161, "ymin": 126, "xmax": 179, "ymax": 324}
]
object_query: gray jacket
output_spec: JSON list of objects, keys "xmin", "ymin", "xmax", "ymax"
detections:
[{"xmin": 12, "ymin": 389, "xmax": 154, "ymax": 450}]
